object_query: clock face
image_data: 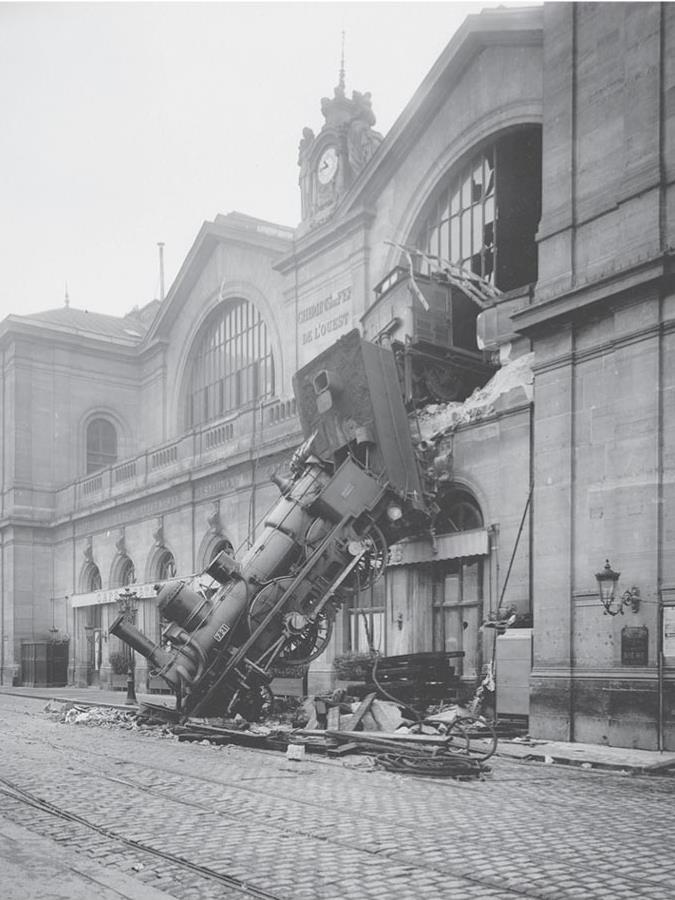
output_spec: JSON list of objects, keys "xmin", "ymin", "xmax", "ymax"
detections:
[{"xmin": 317, "ymin": 146, "xmax": 338, "ymax": 185}]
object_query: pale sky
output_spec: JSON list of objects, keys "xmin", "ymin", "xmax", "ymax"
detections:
[{"xmin": 0, "ymin": 1, "xmax": 534, "ymax": 319}]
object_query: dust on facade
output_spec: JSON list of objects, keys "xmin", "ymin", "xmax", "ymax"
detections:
[{"xmin": 1, "ymin": 3, "xmax": 674, "ymax": 750}]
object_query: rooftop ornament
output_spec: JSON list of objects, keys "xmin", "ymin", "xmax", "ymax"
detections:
[{"xmin": 595, "ymin": 560, "xmax": 641, "ymax": 616}]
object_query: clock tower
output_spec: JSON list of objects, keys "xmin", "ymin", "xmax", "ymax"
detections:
[{"xmin": 298, "ymin": 63, "xmax": 383, "ymax": 230}]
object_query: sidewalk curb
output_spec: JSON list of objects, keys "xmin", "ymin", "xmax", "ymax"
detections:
[{"xmin": 496, "ymin": 741, "xmax": 675, "ymax": 775}]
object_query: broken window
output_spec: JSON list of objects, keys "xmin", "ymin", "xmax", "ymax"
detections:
[
  {"xmin": 186, "ymin": 299, "xmax": 275, "ymax": 428},
  {"xmin": 416, "ymin": 126, "xmax": 542, "ymax": 292}
]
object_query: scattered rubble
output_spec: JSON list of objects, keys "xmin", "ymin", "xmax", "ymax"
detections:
[
  {"xmin": 46, "ymin": 694, "xmax": 497, "ymax": 780},
  {"xmin": 415, "ymin": 351, "xmax": 534, "ymax": 441}
]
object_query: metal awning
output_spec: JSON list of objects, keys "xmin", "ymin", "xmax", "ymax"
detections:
[
  {"xmin": 388, "ymin": 528, "xmax": 489, "ymax": 566},
  {"xmin": 72, "ymin": 581, "xmax": 160, "ymax": 608}
]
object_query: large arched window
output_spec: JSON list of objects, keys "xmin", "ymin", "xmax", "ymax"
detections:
[
  {"xmin": 86, "ymin": 418, "xmax": 117, "ymax": 473},
  {"xmin": 416, "ymin": 126, "xmax": 542, "ymax": 292},
  {"xmin": 186, "ymin": 299, "xmax": 274, "ymax": 428},
  {"xmin": 434, "ymin": 487, "xmax": 484, "ymax": 535}
]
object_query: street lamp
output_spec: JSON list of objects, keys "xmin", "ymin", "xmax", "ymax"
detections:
[
  {"xmin": 595, "ymin": 560, "xmax": 641, "ymax": 616},
  {"xmin": 116, "ymin": 588, "xmax": 138, "ymax": 704}
]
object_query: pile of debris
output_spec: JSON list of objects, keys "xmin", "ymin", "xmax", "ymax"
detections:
[
  {"xmin": 45, "ymin": 701, "xmax": 174, "ymax": 739},
  {"xmin": 166, "ymin": 693, "xmax": 496, "ymax": 780},
  {"xmin": 45, "ymin": 701, "xmax": 137, "ymax": 728},
  {"xmin": 48, "ymin": 693, "xmax": 497, "ymax": 780}
]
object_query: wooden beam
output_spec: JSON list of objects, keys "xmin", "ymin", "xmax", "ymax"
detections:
[{"xmin": 341, "ymin": 692, "xmax": 376, "ymax": 732}]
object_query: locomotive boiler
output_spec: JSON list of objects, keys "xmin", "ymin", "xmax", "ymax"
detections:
[{"xmin": 110, "ymin": 330, "xmax": 431, "ymax": 719}]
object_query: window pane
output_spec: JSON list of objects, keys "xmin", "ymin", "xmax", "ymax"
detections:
[
  {"xmin": 473, "ymin": 205, "xmax": 483, "ymax": 249},
  {"xmin": 429, "ymin": 225, "xmax": 439, "ymax": 259},
  {"xmin": 86, "ymin": 419, "xmax": 117, "ymax": 473},
  {"xmin": 484, "ymin": 195, "xmax": 495, "ymax": 231},
  {"xmin": 461, "ymin": 211, "xmax": 471, "ymax": 258},
  {"xmin": 450, "ymin": 216, "xmax": 460, "ymax": 264},
  {"xmin": 450, "ymin": 181, "xmax": 460, "ymax": 215},
  {"xmin": 461, "ymin": 172, "xmax": 472, "ymax": 207},
  {"xmin": 471, "ymin": 159, "xmax": 484, "ymax": 203},
  {"xmin": 484, "ymin": 150, "xmax": 495, "ymax": 196},
  {"xmin": 439, "ymin": 219, "xmax": 449, "ymax": 261}
]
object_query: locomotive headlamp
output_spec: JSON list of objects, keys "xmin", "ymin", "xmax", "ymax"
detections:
[
  {"xmin": 595, "ymin": 560, "xmax": 641, "ymax": 616},
  {"xmin": 313, "ymin": 370, "xmax": 342, "ymax": 395},
  {"xmin": 386, "ymin": 503, "xmax": 403, "ymax": 522}
]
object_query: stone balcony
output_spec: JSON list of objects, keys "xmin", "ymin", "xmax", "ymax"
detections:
[{"xmin": 3, "ymin": 397, "xmax": 302, "ymax": 526}]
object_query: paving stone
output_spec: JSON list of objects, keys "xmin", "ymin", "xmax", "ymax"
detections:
[{"xmin": 1, "ymin": 691, "xmax": 674, "ymax": 900}]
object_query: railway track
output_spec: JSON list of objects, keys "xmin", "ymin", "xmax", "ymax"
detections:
[
  {"xmin": 0, "ymin": 774, "xmax": 283, "ymax": 900},
  {"xmin": 1, "ymin": 694, "xmax": 674, "ymax": 900}
]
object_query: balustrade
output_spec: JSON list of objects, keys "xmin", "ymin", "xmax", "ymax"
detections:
[{"xmin": 59, "ymin": 398, "xmax": 300, "ymax": 513}]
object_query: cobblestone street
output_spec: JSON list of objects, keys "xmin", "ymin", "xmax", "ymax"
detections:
[{"xmin": 1, "ymin": 691, "xmax": 674, "ymax": 900}]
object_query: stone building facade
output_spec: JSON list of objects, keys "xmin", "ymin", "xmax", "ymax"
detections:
[{"xmin": 1, "ymin": 3, "xmax": 674, "ymax": 749}]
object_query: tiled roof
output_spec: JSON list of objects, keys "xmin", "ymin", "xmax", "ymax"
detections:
[{"xmin": 19, "ymin": 305, "xmax": 157, "ymax": 342}]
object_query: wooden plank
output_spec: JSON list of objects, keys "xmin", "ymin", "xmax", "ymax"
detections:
[
  {"xmin": 342, "ymin": 692, "xmax": 376, "ymax": 732},
  {"xmin": 326, "ymin": 706, "xmax": 341, "ymax": 731},
  {"xmin": 326, "ymin": 742, "xmax": 360, "ymax": 757},
  {"xmin": 323, "ymin": 731, "xmax": 447, "ymax": 754},
  {"xmin": 324, "ymin": 729, "xmax": 450, "ymax": 746}
]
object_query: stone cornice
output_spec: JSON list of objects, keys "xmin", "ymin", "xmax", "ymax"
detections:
[
  {"xmin": 513, "ymin": 251, "xmax": 675, "ymax": 334},
  {"xmin": 0, "ymin": 318, "xmax": 141, "ymax": 357},
  {"xmin": 274, "ymin": 207, "xmax": 376, "ymax": 274}
]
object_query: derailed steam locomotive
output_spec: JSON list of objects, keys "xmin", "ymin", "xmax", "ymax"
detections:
[{"xmin": 110, "ymin": 330, "xmax": 432, "ymax": 719}]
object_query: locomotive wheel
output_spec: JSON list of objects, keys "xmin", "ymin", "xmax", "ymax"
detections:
[
  {"xmin": 280, "ymin": 609, "xmax": 333, "ymax": 663},
  {"xmin": 247, "ymin": 577, "xmax": 335, "ymax": 663},
  {"xmin": 304, "ymin": 520, "xmax": 388, "ymax": 592}
]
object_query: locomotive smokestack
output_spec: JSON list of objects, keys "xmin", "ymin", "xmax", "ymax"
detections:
[{"xmin": 109, "ymin": 614, "xmax": 171, "ymax": 671}]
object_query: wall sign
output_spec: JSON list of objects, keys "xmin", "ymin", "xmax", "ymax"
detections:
[
  {"xmin": 298, "ymin": 287, "xmax": 352, "ymax": 351},
  {"xmin": 663, "ymin": 607, "xmax": 675, "ymax": 660},
  {"xmin": 621, "ymin": 626, "xmax": 648, "ymax": 666}
]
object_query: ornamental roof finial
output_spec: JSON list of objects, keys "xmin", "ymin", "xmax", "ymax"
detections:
[{"xmin": 337, "ymin": 30, "xmax": 346, "ymax": 96}]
